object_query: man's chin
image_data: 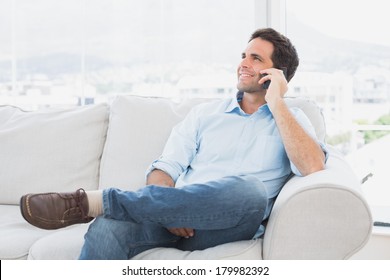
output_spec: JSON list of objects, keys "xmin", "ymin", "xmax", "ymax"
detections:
[
  {"xmin": 237, "ymin": 83, "xmax": 263, "ymax": 93},
  {"xmin": 237, "ymin": 86, "xmax": 265, "ymax": 95}
]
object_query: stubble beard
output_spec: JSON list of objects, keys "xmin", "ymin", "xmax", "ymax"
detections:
[{"xmin": 237, "ymin": 80, "xmax": 263, "ymax": 94}]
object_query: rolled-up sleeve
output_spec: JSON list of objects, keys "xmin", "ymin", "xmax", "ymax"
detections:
[{"xmin": 145, "ymin": 107, "xmax": 200, "ymax": 182}]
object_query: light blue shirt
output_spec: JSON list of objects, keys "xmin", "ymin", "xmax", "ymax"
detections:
[{"xmin": 147, "ymin": 93, "xmax": 326, "ymax": 235}]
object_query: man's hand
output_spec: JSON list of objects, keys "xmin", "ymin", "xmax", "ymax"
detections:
[
  {"xmin": 259, "ymin": 68, "xmax": 288, "ymax": 111},
  {"xmin": 146, "ymin": 170, "xmax": 194, "ymax": 238},
  {"xmin": 168, "ymin": 227, "xmax": 194, "ymax": 238}
]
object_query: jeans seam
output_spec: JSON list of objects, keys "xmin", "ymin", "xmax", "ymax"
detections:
[{"xmin": 102, "ymin": 189, "xmax": 111, "ymax": 217}]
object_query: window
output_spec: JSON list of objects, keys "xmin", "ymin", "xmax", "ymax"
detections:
[
  {"xmin": 0, "ymin": 0, "xmax": 257, "ymax": 110},
  {"xmin": 285, "ymin": 0, "xmax": 390, "ymax": 208}
]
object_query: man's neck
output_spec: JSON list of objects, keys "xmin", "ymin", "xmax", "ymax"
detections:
[{"xmin": 239, "ymin": 92, "xmax": 266, "ymax": 114}]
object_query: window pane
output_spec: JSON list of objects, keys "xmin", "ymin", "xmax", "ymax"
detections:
[
  {"xmin": 0, "ymin": 0, "xmax": 13, "ymax": 101},
  {"xmin": 0, "ymin": 0, "xmax": 256, "ymax": 109},
  {"xmin": 6, "ymin": 0, "xmax": 83, "ymax": 109},
  {"xmin": 84, "ymin": 0, "xmax": 255, "ymax": 101},
  {"xmin": 286, "ymin": 0, "xmax": 390, "ymax": 207}
]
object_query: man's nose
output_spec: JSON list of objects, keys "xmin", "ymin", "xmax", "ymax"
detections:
[{"xmin": 240, "ymin": 57, "xmax": 251, "ymax": 68}]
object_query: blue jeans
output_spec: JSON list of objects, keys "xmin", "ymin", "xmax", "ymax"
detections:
[{"xmin": 79, "ymin": 175, "xmax": 268, "ymax": 259}]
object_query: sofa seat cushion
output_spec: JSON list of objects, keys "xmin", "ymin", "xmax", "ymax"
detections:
[
  {"xmin": 27, "ymin": 222, "xmax": 262, "ymax": 260},
  {"xmin": 132, "ymin": 239, "xmax": 263, "ymax": 260},
  {"xmin": 0, "ymin": 104, "xmax": 109, "ymax": 205},
  {"xmin": 27, "ymin": 223, "xmax": 91, "ymax": 260},
  {"xmin": 0, "ymin": 205, "xmax": 58, "ymax": 259}
]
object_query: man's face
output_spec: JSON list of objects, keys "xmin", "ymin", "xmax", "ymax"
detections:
[{"xmin": 237, "ymin": 38, "xmax": 274, "ymax": 94}]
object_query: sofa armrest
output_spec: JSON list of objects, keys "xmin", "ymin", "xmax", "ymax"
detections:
[{"xmin": 263, "ymin": 146, "xmax": 372, "ymax": 259}]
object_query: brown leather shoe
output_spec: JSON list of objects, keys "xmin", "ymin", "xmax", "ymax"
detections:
[{"xmin": 20, "ymin": 188, "xmax": 93, "ymax": 230}]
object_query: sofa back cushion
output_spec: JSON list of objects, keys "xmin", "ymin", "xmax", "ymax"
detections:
[
  {"xmin": 0, "ymin": 104, "xmax": 109, "ymax": 204},
  {"xmin": 99, "ymin": 95, "xmax": 210, "ymax": 191}
]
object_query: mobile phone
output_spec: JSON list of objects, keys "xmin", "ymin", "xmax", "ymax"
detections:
[{"xmin": 262, "ymin": 67, "xmax": 288, "ymax": 89}]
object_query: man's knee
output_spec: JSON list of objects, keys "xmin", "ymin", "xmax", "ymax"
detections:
[{"xmin": 218, "ymin": 175, "xmax": 268, "ymax": 209}]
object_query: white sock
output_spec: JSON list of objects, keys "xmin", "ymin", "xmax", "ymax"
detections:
[{"xmin": 86, "ymin": 190, "xmax": 103, "ymax": 217}]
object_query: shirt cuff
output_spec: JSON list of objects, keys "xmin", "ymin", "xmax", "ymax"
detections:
[{"xmin": 145, "ymin": 160, "xmax": 181, "ymax": 183}]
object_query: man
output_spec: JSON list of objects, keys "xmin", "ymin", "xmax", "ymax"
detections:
[{"xmin": 20, "ymin": 28, "xmax": 326, "ymax": 259}]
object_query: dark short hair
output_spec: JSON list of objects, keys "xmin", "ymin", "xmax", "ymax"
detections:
[{"xmin": 249, "ymin": 28, "xmax": 299, "ymax": 82}]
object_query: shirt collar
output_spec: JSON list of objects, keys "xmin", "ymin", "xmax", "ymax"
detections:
[
  {"xmin": 225, "ymin": 91, "xmax": 243, "ymax": 113},
  {"xmin": 225, "ymin": 91, "xmax": 270, "ymax": 115}
]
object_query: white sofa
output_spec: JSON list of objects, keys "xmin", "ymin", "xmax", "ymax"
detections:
[{"xmin": 0, "ymin": 95, "xmax": 372, "ymax": 260}]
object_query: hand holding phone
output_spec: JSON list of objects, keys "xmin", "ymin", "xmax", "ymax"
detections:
[{"xmin": 261, "ymin": 67, "xmax": 288, "ymax": 89}]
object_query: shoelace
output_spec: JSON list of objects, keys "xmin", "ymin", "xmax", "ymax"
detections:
[{"xmin": 65, "ymin": 188, "xmax": 88, "ymax": 220}]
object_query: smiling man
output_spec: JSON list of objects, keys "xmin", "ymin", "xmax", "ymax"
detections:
[
  {"xmin": 237, "ymin": 31, "xmax": 325, "ymax": 175},
  {"xmin": 20, "ymin": 28, "xmax": 327, "ymax": 259}
]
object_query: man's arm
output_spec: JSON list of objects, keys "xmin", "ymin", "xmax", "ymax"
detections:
[
  {"xmin": 262, "ymin": 68, "xmax": 325, "ymax": 176},
  {"xmin": 146, "ymin": 169, "xmax": 194, "ymax": 238},
  {"xmin": 269, "ymin": 99, "xmax": 325, "ymax": 176},
  {"xmin": 145, "ymin": 107, "xmax": 200, "ymax": 238}
]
